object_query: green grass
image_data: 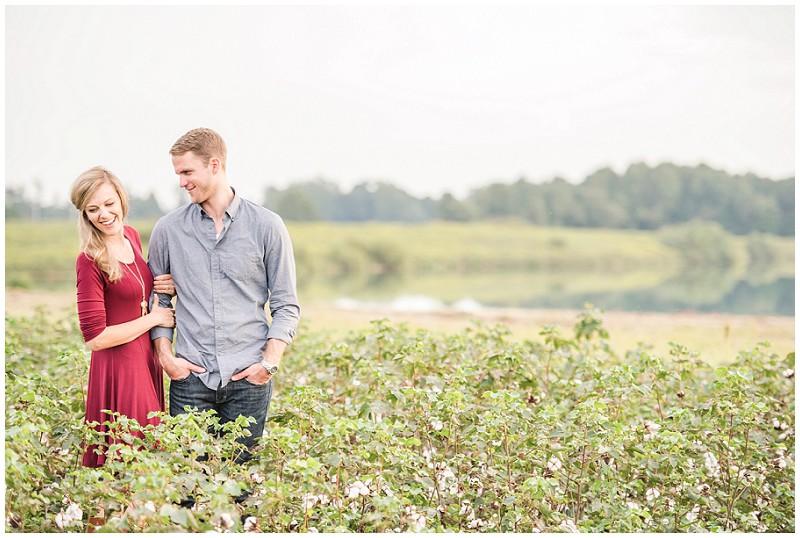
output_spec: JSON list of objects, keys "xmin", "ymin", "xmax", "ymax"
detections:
[{"xmin": 289, "ymin": 220, "xmax": 683, "ymax": 275}]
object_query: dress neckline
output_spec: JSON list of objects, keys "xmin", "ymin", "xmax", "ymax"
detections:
[{"xmin": 119, "ymin": 236, "xmax": 137, "ymax": 265}]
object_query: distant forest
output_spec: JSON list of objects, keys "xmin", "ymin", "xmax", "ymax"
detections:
[
  {"xmin": 264, "ymin": 162, "xmax": 793, "ymax": 236},
  {"xmin": 6, "ymin": 162, "xmax": 794, "ymax": 236}
]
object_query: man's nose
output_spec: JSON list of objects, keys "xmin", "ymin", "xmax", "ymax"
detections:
[{"xmin": 179, "ymin": 176, "xmax": 188, "ymax": 188}]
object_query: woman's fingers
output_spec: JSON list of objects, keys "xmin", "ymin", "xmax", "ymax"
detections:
[{"xmin": 153, "ymin": 274, "xmax": 176, "ymax": 295}]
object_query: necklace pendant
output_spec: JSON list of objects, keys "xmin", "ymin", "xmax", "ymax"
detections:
[{"xmin": 141, "ymin": 300, "xmax": 147, "ymax": 317}]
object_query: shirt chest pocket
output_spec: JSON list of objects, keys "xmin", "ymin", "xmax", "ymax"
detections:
[{"xmin": 224, "ymin": 252, "xmax": 262, "ymax": 282}]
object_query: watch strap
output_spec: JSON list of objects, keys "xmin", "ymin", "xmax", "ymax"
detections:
[{"xmin": 260, "ymin": 360, "xmax": 279, "ymax": 375}]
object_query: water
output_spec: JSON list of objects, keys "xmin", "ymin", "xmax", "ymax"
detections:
[{"xmin": 300, "ymin": 272, "xmax": 795, "ymax": 317}]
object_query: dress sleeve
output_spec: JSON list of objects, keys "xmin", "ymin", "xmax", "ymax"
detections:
[{"xmin": 76, "ymin": 254, "xmax": 107, "ymax": 342}]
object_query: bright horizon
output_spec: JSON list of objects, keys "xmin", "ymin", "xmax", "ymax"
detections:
[{"xmin": 5, "ymin": 4, "xmax": 794, "ymax": 209}]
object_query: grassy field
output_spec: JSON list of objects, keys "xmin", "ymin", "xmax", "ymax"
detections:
[
  {"xmin": 289, "ymin": 220, "xmax": 682, "ymax": 275},
  {"xmin": 6, "ymin": 219, "xmax": 683, "ymax": 288},
  {"xmin": 5, "ymin": 218, "xmax": 794, "ymax": 288}
]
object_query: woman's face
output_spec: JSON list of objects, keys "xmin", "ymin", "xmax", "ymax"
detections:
[{"xmin": 84, "ymin": 182, "xmax": 124, "ymax": 237}]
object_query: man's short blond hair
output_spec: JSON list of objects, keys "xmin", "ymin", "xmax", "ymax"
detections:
[{"xmin": 170, "ymin": 128, "xmax": 227, "ymax": 170}]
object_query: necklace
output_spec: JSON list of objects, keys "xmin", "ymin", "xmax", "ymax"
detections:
[{"xmin": 124, "ymin": 259, "xmax": 148, "ymax": 317}]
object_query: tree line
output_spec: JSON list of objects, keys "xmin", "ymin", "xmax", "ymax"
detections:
[
  {"xmin": 5, "ymin": 189, "xmax": 165, "ymax": 221},
  {"xmin": 265, "ymin": 162, "xmax": 793, "ymax": 236},
  {"xmin": 6, "ymin": 162, "xmax": 794, "ymax": 236}
]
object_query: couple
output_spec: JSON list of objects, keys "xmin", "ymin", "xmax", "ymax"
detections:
[{"xmin": 70, "ymin": 128, "xmax": 300, "ymax": 467}]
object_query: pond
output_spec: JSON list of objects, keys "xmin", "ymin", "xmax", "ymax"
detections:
[{"xmin": 297, "ymin": 270, "xmax": 795, "ymax": 317}]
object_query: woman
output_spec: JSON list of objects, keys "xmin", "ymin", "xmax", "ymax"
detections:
[{"xmin": 70, "ymin": 166, "xmax": 175, "ymax": 467}]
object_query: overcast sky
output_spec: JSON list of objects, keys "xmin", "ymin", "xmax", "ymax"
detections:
[{"xmin": 5, "ymin": 4, "xmax": 795, "ymax": 208}]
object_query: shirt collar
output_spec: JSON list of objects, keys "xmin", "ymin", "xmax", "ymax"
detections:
[{"xmin": 198, "ymin": 187, "xmax": 241, "ymax": 221}]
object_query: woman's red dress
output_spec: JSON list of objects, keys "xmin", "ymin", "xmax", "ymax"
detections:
[{"xmin": 76, "ymin": 225, "xmax": 164, "ymax": 467}]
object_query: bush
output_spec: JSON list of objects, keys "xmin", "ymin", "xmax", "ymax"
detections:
[
  {"xmin": 660, "ymin": 221, "xmax": 737, "ymax": 269},
  {"xmin": 5, "ymin": 307, "xmax": 795, "ymax": 532}
]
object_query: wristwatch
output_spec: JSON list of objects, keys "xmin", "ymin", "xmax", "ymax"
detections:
[{"xmin": 260, "ymin": 360, "xmax": 279, "ymax": 375}]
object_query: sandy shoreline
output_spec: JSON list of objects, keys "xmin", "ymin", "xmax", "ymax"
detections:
[{"xmin": 5, "ymin": 288, "xmax": 794, "ymax": 364}]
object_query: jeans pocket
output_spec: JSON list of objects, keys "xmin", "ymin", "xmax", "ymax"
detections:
[{"xmin": 242, "ymin": 377, "xmax": 268, "ymax": 387}]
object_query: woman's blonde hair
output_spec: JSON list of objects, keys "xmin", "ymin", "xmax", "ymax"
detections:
[{"xmin": 69, "ymin": 166, "xmax": 130, "ymax": 282}]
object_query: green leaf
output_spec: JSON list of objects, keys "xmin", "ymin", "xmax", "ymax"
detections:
[{"xmin": 222, "ymin": 479, "xmax": 242, "ymax": 496}]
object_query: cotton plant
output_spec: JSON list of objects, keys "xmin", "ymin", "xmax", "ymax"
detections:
[{"xmin": 4, "ymin": 306, "xmax": 795, "ymax": 532}]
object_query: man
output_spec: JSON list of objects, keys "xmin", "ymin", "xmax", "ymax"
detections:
[{"xmin": 148, "ymin": 127, "xmax": 300, "ymax": 460}]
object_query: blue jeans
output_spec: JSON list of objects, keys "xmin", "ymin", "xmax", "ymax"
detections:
[{"xmin": 169, "ymin": 373, "xmax": 273, "ymax": 461}]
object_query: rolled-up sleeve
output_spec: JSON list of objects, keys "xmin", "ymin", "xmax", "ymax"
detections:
[
  {"xmin": 265, "ymin": 218, "xmax": 300, "ymax": 344},
  {"xmin": 147, "ymin": 219, "xmax": 174, "ymax": 342}
]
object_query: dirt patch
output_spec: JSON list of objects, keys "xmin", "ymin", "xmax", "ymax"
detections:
[
  {"xmin": 5, "ymin": 288, "xmax": 77, "ymax": 318},
  {"xmin": 300, "ymin": 302, "xmax": 795, "ymax": 364}
]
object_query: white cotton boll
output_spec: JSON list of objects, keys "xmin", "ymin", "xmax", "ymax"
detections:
[
  {"xmin": 704, "ymin": 452, "xmax": 720, "ymax": 477},
  {"xmin": 643, "ymin": 420, "xmax": 660, "ymax": 432},
  {"xmin": 558, "ymin": 519, "xmax": 579, "ymax": 532},
  {"xmin": 546, "ymin": 456, "xmax": 562, "ymax": 473},
  {"xmin": 685, "ymin": 503, "xmax": 700, "ymax": 523},
  {"xmin": 219, "ymin": 513, "xmax": 234, "ymax": 529},
  {"xmin": 301, "ymin": 494, "xmax": 318, "ymax": 511},
  {"xmin": 646, "ymin": 488, "xmax": 660, "ymax": 502},
  {"xmin": 55, "ymin": 512, "xmax": 68, "ymax": 530},
  {"xmin": 467, "ymin": 518, "xmax": 485, "ymax": 529},
  {"xmin": 346, "ymin": 480, "xmax": 370, "ymax": 499},
  {"xmin": 65, "ymin": 503, "xmax": 83, "ymax": 522},
  {"xmin": 243, "ymin": 516, "xmax": 257, "ymax": 531}
]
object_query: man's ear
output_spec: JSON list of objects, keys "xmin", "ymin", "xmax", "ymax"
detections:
[{"xmin": 210, "ymin": 157, "xmax": 221, "ymax": 174}]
